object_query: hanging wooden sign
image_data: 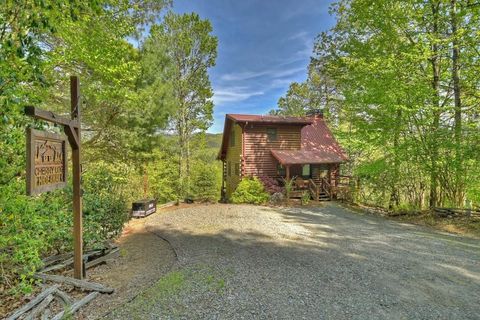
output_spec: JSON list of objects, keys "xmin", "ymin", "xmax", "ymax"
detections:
[
  {"xmin": 25, "ymin": 76, "xmax": 84, "ymax": 279},
  {"xmin": 26, "ymin": 128, "xmax": 68, "ymax": 196}
]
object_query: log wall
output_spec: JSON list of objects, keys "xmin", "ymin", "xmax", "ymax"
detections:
[{"xmin": 243, "ymin": 124, "xmax": 303, "ymax": 177}]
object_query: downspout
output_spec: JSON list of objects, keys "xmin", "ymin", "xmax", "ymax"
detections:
[
  {"xmin": 221, "ymin": 159, "xmax": 226, "ymax": 202},
  {"xmin": 241, "ymin": 122, "xmax": 247, "ymax": 178}
]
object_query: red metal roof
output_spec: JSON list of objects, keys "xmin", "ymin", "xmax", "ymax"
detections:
[
  {"xmin": 218, "ymin": 114, "xmax": 348, "ymax": 164},
  {"xmin": 227, "ymin": 114, "xmax": 313, "ymax": 124},
  {"xmin": 271, "ymin": 150, "xmax": 345, "ymax": 165},
  {"xmin": 271, "ymin": 117, "xmax": 348, "ymax": 164}
]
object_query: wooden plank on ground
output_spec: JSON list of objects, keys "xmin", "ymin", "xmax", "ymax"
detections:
[
  {"xmin": 42, "ymin": 253, "xmax": 72, "ymax": 267},
  {"xmin": 25, "ymin": 294, "xmax": 55, "ymax": 320},
  {"xmin": 34, "ymin": 273, "xmax": 114, "ymax": 293},
  {"xmin": 40, "ymin": 249, "xmax": 104, "ymax": 273},
  {"xmin": 51, "ymin": 292, "xmax": 100, "ymax": 320},
  {"xmin": 54, "ymin": 289, "xmax": 73, "ymax": 305},
  {"xmin": 6, "ymin": 285, "xmax": 59, "ymax": 320},
  {"xmin": 86, "ymin": 248, "xmax": 120, "ymax": 269}
]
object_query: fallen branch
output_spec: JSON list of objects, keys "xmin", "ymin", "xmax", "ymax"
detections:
[
  {"xmin": 6, "ymin": 285, "xmax": 59, "ymax": 320},
  {"xmin": 51, "ymin": 292, "xmax": 100, "ymax": 320},
  {"xmin": 25, "ymin": 294, "xmax": 54, "ymax": 320},
  {"xmin": 34, "ymin": 273, "xmax": 114, "ymax": 294}
]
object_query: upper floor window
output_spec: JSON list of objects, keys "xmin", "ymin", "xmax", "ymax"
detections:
[
  {"xmin": 229, "ymin": 128, "xmax": 235, "ymax": 147},
  {"xmin": 266, "ymin": 127, "xmax": 277, "ymax": 142}
]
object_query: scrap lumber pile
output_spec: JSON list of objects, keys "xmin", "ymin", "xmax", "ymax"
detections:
[
  {"xmin": 6, "ymin": 245, "xmax": 118, "ymax": 320},
  {"xmin": 433, "ymin": 207, "xmax": 480, "ymax": 218}
]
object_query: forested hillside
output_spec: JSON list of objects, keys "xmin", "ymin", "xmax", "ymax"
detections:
[
  {"xmin": 271, "ymin": 0, "xmax": 480, "ymax": 211},
  {"xmin": 0, "ymin": 1, "xmax": 220, "ymax": 296}
]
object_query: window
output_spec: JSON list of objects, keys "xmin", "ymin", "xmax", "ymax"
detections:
[
  {"xmin": 277, "ymin": 164, "xmax": 286, "ymax": 176},
  {"xmin": 266, "ymin": 127, "xmax": 277, "ymax": 142},
  {"xmin": 234, "ymin": 163, "xmax": 240, "ymax": 176},
  {"xmin": 227, "ymin": 161, "xmax": 232, "ymax": 177},
  {"xmin": 229, "ymin": 128, "xmax": 235, "ymax": 147},
  {"xmin": 302, "ymin": 164, "xmax": 311, "ymax": 178}
]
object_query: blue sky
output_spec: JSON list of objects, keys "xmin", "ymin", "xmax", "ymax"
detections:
[{"xmin": 172, "ymin": 0, "xmax": 336, "ymax": 133}]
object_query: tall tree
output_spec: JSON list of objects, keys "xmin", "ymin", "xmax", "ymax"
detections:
[
  {"xmin": 274, "ymin": 0, "xmax": 480, "ymax": 209},
  {"xmin": 146, "ymin": 12, "xmax": 217, "ymax": 198}
]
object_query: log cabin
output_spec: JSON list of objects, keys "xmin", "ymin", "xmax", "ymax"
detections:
[{"xmin": 218, "ymin": 110, "xmax": 349, "ymax": 201}]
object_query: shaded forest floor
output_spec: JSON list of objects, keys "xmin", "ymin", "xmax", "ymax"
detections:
[{"xmin": 344, "ymin": 203, "xmax": 480, "ymax": 239}]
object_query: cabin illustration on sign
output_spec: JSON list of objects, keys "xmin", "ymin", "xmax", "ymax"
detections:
[
  {"xmin": 218, "ymin": 110, "xmax": 349, "ymax": 201},
  {"xmin": 35, "ymin": 140, "xmax": 64, "ymax": 164}
]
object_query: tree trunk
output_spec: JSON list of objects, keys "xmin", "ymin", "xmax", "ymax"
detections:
[
  {"xmin": 429, "ymin": 0, "xmax": 441, "ymax": 209},
  {"xmin": 389, "ymin": 108, "xmax": 401, "ymax": 209},
  {"xmin": 450, "ymin": 0, "xmax": 463, "ymax": 206}
]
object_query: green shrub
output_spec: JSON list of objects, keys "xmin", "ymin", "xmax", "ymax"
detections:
[
  {"xmin": 147, "ymin": 149, "xmax": 180, "ymax": 203},
  {"xmin": 301, "ymin": 191, "xmax": 311, "ymax": 205},
  {"xmin": 0, "ymin": 182, "xmax": 71, "ymax": 295},
  {"xmin": 82, "ymin": 163, "xmax": 130, "ymax": 247},
  {"xmin": 191, "ymin": 162, "xmax": 221, "ymax": 202},
  {"xmin": 0, "ymin": 162, "xmax": 132, "ymax": 295},
  {"xmin": 231, "ymin": 177, "xmax": 269, "ymax": 204}
]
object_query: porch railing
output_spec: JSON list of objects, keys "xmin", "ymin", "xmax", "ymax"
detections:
[
  {"xmin": 321, "ymin": 177, "xmax": 332, "ymax": 200},
  {"xmin": 308, "ymin": 179, "xmax": 319, "ymax": 201}
]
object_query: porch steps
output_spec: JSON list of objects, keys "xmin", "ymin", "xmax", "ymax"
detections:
[{"xmin": 289, "ymin": 190, "xmax": 331, "ymax": 201}]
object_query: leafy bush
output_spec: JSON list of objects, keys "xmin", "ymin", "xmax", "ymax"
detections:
[
  {"xmin": 301, "ymin": 191, "xmax": 311, "ymax": 205},
  {"xmin": 147, "ymin": 149, "xmax": 180, "ymax": 203},
  {"xmin": 82, "ymin": 163, "xmax": 130, "ymax": 247},
  {"xmin": 0, "ymin": 162, "xmax": 133, "ymax": 296},
  {"xmin": 191, "ymin": 162, "xmax": 221, "ymax": 202},
  {"xmin": 231, "ymin": 177, "xmax": 269, "ymax": 204},
  {"xmin": 258, "ymin": 176, "xmax": 284, "ymax": 194},
  {"xmin": 0, "ymin": 182, "xmax": 71, "ymax": 295}
]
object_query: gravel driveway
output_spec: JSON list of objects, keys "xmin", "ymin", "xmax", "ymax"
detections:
[{"xmin": 108, "ymin": 203, "xmax": 480, "ymax": 320}]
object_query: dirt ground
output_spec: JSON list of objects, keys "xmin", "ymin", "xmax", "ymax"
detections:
[
  {"xmin": 108, "ymin": 203, "xmax": 480, "ymax": 320},
  {"xmin": 79, "ymin": 206, "xmax": 180, "ymax": 319},
  {"xmin": 5, "ymin": 202, "xmax": 479, "ymax": 319}
]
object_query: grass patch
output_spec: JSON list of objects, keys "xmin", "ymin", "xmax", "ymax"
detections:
[{"xmin": 108, "ymin": 265, "xmax": 227, "ymax": 319}]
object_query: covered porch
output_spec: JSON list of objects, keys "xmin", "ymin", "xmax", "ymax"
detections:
[{"xmin": 271, "ymin": 149, "xmax": 349, "ymax": 201}]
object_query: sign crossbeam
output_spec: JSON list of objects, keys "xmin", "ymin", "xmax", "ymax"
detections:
[
  {"xmin": 25, "ymin": 76, "xmax": 84, "ymax": 280},
  {"xmin": 25, "ymin": 106, "xmax": 80, "ymax": 129}
]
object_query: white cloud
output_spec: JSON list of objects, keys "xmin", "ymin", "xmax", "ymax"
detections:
[
  {"xmin": 213, "ymin": 86, "xmax": 265, "ymax": 104},
  {"xmin": 220, "ymin": 70, "xmax": 269, "ymax": 81},
  {"xmin": 288, "ymin": 31, "xmax": 309, "ymax": 41},
  {"xmin": 288, "ymin": 30, "xmax": 314, "ymax": 59},
  {"xmin": 220, "ymin": 66, "xmax": 305, "ymax": 82},
  {"xmin": 269, "ymin": 78, "xmax": 294, "ymax": 89}
]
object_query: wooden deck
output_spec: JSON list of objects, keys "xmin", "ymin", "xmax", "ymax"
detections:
[{"xmin": 288, "ymin": 176, "xmax": 354, "ymax": 201}]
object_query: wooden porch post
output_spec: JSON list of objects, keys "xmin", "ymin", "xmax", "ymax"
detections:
[{"xmin": 286, "ymin": 165, "xmax": 290, "ymax": 182}]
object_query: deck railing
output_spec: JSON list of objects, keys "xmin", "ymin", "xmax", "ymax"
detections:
[
  {"xmin": 321, "ymin": 177, "xmax": 332, "ymax": 200},
  {"xmin": 308, "ymin": 179, "xmax": 319, "ymax": 201}
]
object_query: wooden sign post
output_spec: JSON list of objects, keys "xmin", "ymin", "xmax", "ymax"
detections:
[{"xmin": 26, "ymin": 76, "xmax": 84, "ymax": 279}]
